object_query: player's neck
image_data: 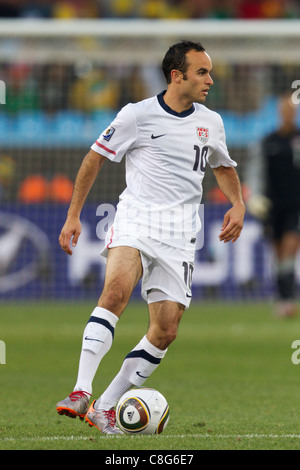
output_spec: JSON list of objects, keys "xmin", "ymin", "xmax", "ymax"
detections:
[{"xmin": 163, "ymin": 89, "xmax": 193, "ymax": 114}]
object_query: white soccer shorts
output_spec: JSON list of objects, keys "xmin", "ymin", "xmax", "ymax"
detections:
[{"xmin": 101, "ymin": 236, "xmax": 195, "ymax": 308}]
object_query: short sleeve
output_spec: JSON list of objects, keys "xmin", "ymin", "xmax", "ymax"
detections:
[
  {"xmin": 91, "ymin": 104, "xmax": 137, "ymax": 163},
  {"xmin": 208, "ymin": 115, "xmax": 237, "ymax": 168}
]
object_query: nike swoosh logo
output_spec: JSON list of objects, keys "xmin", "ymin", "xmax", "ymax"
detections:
[
  {"xmin": 151, "ymin": 133, "xmax": 167, "ymax": 139},
  {"xmin": 85, "ymin": 336, "xmax": 104, "ymax": 343},
  {"xmin": 186, "ymin": 294, "xmax": 192, "ymax": 298},
  {"xmin": 136, "ymin": 371, "xmax": 149, "ymax": 379}
]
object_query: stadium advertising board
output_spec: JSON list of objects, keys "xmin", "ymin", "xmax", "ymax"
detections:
[{"xmin": 0, "ymin": 203, "xmax": 299, "ymax": 300}]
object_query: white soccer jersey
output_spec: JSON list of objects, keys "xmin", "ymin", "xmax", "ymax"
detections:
[{"xmin": 91, "ymin": 91, "xmax": 236, "ymax": 251}]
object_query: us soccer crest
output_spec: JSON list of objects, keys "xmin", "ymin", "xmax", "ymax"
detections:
[{"xmin": 197, "ymin": 127, "xmax": 209, "ymax": 144}]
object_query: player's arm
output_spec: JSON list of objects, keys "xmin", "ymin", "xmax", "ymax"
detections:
[
  {"xmin": 212, "ymin": 166, "xmax": 245, "ymax": 243},
  {"xmin": 59, "ymin": 149, "xmax": 107, "ymax": 255}
]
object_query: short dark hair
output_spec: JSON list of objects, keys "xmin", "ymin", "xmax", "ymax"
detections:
[{"xmin": 162, "ymin": 40, "xmax": 205, "ymax": 84}]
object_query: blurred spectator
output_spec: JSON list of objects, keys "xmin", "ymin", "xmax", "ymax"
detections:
[
  {"xmin": 5, "ymin": 63, "xmax": 40, "ymax": 113},
  {"xmin": 237, "ymin": 0, "xmax": 300, "ymax": 18},
  {"xmin": 237, "ymin": 0, "xmax": 263, "ymax": 18},
  {"xmin": 0, "ymin": 154, "xmax": 15, "ymax": 201},
  {"xmin": 0, "ymin": 0, "xmax": 23, "ymax": 17},
  {"xmin": 138, "ymin": 0, "xmax": 174, "ymax": 18},
  {"xmin": 207, "ymin": 0, "xmax": 237, "ymax": 18},
  {"xmin": 20, "ymin": 0, "xmax": 52, "ymax": 18},
  {"xmin": 181, "ymin": 0, "xmax": 221, "ymax": 19},
  {"xmin": 247, "ymin": 93, "xmax": 300, "ymax": 317},
  {"xmin": 260, "ymin": 0, "xmax": 286, "ymax": 18},
  {"xmin": 52, "ymin": 0, "xmax": 99, "ymax": 19},
  {"xmin": 261, "ymin": 0, "xmax": 299, "ymax": 18},
  {"xmin": 101, "ymin": 0, "xmax": 140, "ymax": 18},
  {"xmin": 0, "ymin": 0, "xmax": 299, "ymax": 18},
  {"xmin": 116, "ymin": 66, "xmax": 147, "ymax": 108},
  {"xmin": 39, "ymin": 64, "xmax": 74, "ymax": 114},
  {"xmin": 69, "ymin": 67, "xmax": 120, "ymax": 112}
]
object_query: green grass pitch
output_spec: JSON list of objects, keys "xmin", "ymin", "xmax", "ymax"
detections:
[{"xmin": 1, "ymin": 300, "xmax": 300, "ymax": 450}]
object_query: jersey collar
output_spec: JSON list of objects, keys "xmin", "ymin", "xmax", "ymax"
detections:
[{"xmin": 157, "ymin": 90, "xmax": 195, "ymax": 118}]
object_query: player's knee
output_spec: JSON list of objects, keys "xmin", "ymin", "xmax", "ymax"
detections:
[
  {"xmin": 152, "ymin": 325, "xmax": 178, "ymax": 349},
  {"xmin": 164, "ymin": 327, "xmax": 178, "ymax": 346},
  {"xmin": 98, "ymin": 287, "xmax": 129, "ymax": 315}
]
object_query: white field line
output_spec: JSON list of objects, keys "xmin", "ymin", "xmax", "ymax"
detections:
[{"xmin": 1, "ymin": 433, "xmax": 300, "ymax": 442}]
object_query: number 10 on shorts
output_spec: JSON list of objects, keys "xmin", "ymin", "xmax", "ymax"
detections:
[{"xmin": 182, "ymin": 262, "xmax": 194, "ymax": 290}]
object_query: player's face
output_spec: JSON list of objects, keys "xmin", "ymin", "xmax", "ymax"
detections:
[{"xmin": 181, "ymin": 50, "xmax": 213, "ymax": 103}]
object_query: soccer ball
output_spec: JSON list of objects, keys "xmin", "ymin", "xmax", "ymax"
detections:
[{"xmin": 116, "ymin": 387, "xmax": 169, "ymax": 435}]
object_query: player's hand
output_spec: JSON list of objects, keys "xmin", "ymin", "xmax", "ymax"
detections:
[
  {"xmin": 59, "ymin": 216, "xmax": 81, "ymax": 255},
  {"xmin": 219, "ymin": 201, "xmax": 245, "ymax": 243}
]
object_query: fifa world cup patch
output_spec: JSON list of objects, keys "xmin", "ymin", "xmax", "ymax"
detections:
[
  {"xmin": 102, "ymin": 126, "xmax": 115, "ymax": 141},
  {"xmin": 196, "ymin": 127, "xmax": 209, "ymax": 144}
]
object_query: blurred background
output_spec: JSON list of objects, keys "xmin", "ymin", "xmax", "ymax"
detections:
[{"xmin": 0, "ymin": 0, "xmax": 300, "ymax": 304}]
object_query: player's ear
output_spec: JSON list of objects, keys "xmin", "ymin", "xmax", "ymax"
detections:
[{"xmin": 170, "ymin": 69, "xmax": 183, "ymax": 84}]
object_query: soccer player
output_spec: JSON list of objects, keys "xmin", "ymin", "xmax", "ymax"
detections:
[
  {"xmin": 247, "ymin": 93, "xmax": 300, "ymax": 317},
  {"xmin": 56, "ymin": 40, "xmax": 245, "ymax": 434}
]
